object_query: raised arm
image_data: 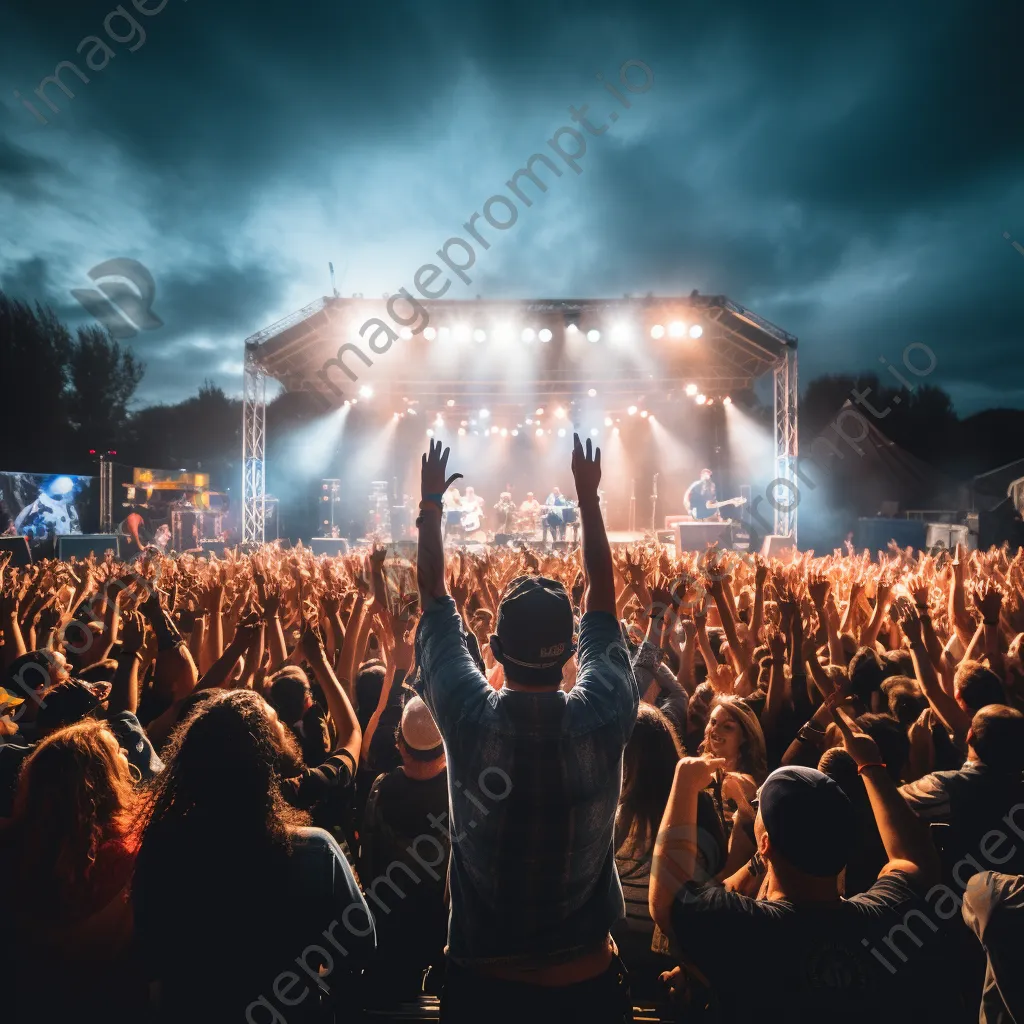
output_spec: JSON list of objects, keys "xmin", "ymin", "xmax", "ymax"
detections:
[
  {"xmin": 573, "ymin": 434, "xmax": 615, "ymax": 615},
  {"xmin": 417, "ymin": 441, "xmax": 460, "ymax": 613}
]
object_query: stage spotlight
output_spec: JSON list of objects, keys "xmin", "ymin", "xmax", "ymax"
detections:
[
  {"xmin": 343, "ymin": 399, "xmax": 351, "ymax": 407},
  {"xmin": 535, "ymin": 427, "xmax": 544, "ymax": 437},
  {"xmin": 521, "ymin": 328, "xmax": 535, "ymax": 343},
  {"xmin": 479, "ymin": 408, "xmax": 490, "ymax": 419},
  {"xmin": 590, "ymin": 428, "xmax": 598, "ymax": 437},
  {"xmin": 536, "ymin": 407, "xmax": 545, "ymax": 415},
  {"xmin": 399, "ymin": 327, "xmax": 413, "ymax": 340},
  {"xmin": 604, "ymin": 416, "xmax": 613, "ymax": 426},
  {"xmin": 707, "ymin": 398, "xmax": 715, "ymax": 406},
  {"xmin": 539, "ymin": 328, "xmax": 552, "ymax": 343},
  {"xmin": 555, "ymin": 407, "xmax": 566, "ymax": 419},
  {"xmin": 526, "ymin": 417, "xmax": 533, "ymax": 425},
  {"xmin": 640, "ymin": 410, "xmax": 648, "ymax": 418},
  {"xmin": 423, "ymin": 326, "xmax": 437, "ymax": 340},
  {"xmin": 648, "ymin": 414, "xmax": 657, "ymax": 423},
  {"xmin": 495, "ymin": 323, "xmax": 514, "ymax": 343},
  {"xmin": 446, "ymin": 399, "xmax": 455, "ymax": 407},
  {"xmin": 500, "ymin": 428, "xmax": 508, "ymax": 437},
  {"xmin": 407, "ymin": 408, "xmax": 417, "ymax": 416},
  {"xmin": 427, "ymin": 429, "xmax": 435, "ymax": 437},
  {"xmin": 473, "ymin": 328, "xmax": 486, "ymax": 343},
  {"xmin": 454, "ymin": 324, "xmax": 470, "ymax": 343},
  {"xmin": 628, "ymin": 405, "xmax": 638, "ymax": 416},
  {"xmin": 689, "ymin": 324, "xmax": 703, "ymax": 339},
  {"xmin": 458, "ymin": 427, "xmax": 466, "ymax": 436},
  {"xmin": 685, "ymin": 383, "xmax": 698, "ymax": 397},
  {"xmin": 587, "ymin": 388, "xmax": 597, "ymax": 397},
  {"xmin": 587, "ymin": 329, "xmax": 600, "ymax": 343},
  {"xmin": 460, "ymin": 419, "xmax": 468, "ymax": 426},
  {"xmin": 439, "ymin": 327, "xmax": 450, "ymax": 340},
  {"xmin": 696, "ymin": 394, "xmax": 707, "ymax": 405},
  {"xmin": 650, "ymin": 324, "xmax": 665, "ymax": 339},
  {"xmin": 359, "ymin": 385, "xmax": 374, "ymax": 399},
  {"xmin": 435, "ymin": 413, "xmax": 444, "ymax": 425},
  {"xmin": 669, "ymin": 321, "xmax": 686, "ymax": 338},
  {"xmin": 611, "ymin": 324, "xmax": 630, "ymax": 342},
  {"xmin": 393, "ymin": 412, "xmax": 401, "ymax": 421},
  {"xmin": 558, "ymin": 428, "xmax": 566, "ymax": 438},
  {"xmin": 511, "ymin": 429, "xmax": 519, "ymax": 436},
  {"xmin": 567, "ymin": 323, "xmax": 578, "ymax": 334},
  {"xmin": 723, "ymin": 395, "xmax": 732, "ymax": 406}
]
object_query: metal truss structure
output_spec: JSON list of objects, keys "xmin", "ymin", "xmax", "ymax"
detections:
[{"xmin": 241, "ymin": 343, "xmax": 267, "ymax": 545}]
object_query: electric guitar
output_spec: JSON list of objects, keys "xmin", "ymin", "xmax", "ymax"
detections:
[{"xmin": 706, "ymin": 497, "xmax": 747, "ymax": 511}]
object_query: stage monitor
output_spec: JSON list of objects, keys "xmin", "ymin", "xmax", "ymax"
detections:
[
  {"xmin": 310, "ymin": 538, "xmax": 351, "ymax": 556},
  {"xmin": 58, "ymin": 535, "xmax": 119, "ymax": 560}
]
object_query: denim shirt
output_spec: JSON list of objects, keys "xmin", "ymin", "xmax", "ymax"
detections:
[{"xmin": 414, "ymin": 596, "xmax": 639, "ymax": 966}]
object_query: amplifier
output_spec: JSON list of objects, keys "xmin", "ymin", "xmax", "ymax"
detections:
[
  {"xmin": 761, "ymin": 535, "xmax": 797, "ymax": 558},
  {"xmin": 676, "ymin": 521, "xmax": 734, "ymax": 551},
  {"xmin": 855, "ymin": 518, "xmax": 927, "ymax": 555},
  {"xmin": 310, "ymin": 538, "xmax": 351, "ymax": 556},
  {"xmin": 0, "ymin": 536, "xmax": 32, "ymax": 567},
  {"xmin": 925, "ymin": 523, "xmax": 968, "ymax": 551},
  {"xmin": 58, "ymin": 534, "xmax": 120, "ymax": 560}
]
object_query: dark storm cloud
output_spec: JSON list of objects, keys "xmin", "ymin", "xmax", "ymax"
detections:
[{"xmin": 0, "ymin": 0, "xmax": 1022, "ymax": 411}]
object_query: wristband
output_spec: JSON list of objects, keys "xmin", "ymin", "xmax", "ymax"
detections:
[
  {"xmin": 856, "ymin": 762, "xmax": 887, "ymax": 775},
  {"xmin": 423, "ymin": 493, "xmax": 444, "ymax": 506},
  {"xmin": 418, "ymin": 499, "xmax": 443, "ymax": 513}
]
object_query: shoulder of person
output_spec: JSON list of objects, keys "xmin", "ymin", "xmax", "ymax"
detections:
[{"xmin": 850, "ymin": 867, "xmax": 927, "ymax": 908}]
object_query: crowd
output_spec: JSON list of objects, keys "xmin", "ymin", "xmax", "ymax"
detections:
[{"xmin": 2, "ymin": 433, "xmax": 1024, "ymax": 1023}]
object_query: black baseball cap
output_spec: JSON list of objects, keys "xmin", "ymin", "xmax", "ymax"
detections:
[
  {"xmin": 759, "ymin": 765, "xmax": 854, "ymax": 877},
  {"xmin": 37, "ymin": 679, "xmax": 112, "ymax": 733},
  {"xmin": 495, "ymin": 576, "xmax": 575, "ymax": 672}
]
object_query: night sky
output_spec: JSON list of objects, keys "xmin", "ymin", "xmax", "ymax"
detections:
[{"xmin": 2, "ymin": 0, "xmax": 1022, "ymax": 412}]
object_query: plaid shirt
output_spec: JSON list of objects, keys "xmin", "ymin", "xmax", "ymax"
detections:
[{"xmin": 415, "ymin": 597, "xmax": 639, "ymax": 966}]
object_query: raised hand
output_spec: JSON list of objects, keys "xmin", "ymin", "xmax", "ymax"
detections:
[
  {"xmin": 421, "ymin": 439, "xmax": 462, "ymax": 499},
  {"xmin": 973, "ymin": 579, "xmax": 1004, "ymax": 624},
  {"xmin": 571, "ymin": 433, "xmax": 601, "ymax": 499}
]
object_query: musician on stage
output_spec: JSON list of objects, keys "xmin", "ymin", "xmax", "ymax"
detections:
[
  {"xmin": 544, "ymin": 486, "xmax": 569, "ymax": 544},
  {"xmin": 684, "ymin": 468, "xmax": 719, "ymax": 521},
  {"xmin": 519, "ymin": 492, "xmax": 542, "ymax": 517},
  {"xmin": 442, "ymin": 486, "xmax": 462, "ymax": 540},
  {"xmin": 460, "ymin": 486, "xmax": 485, "ymax": 534},
  {"xmin": 493, "ymin": 491, "xmax": 516, "ymax": 533}
]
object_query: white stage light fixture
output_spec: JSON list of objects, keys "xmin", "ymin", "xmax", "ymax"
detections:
[
  {"xmin": 539, "ymin": 328, "xmax": 552, "ymax": 342},
  {"xmin": 689, "ymin": 324, "xmax": 703, "ymax": 339},
  {"xmin": 650, "ymin": 324, "xmax": 665, "ymax": 339}
]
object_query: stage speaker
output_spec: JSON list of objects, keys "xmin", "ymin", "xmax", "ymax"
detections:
[
  {"xmin": 925, "ymin": 523, "xmax": 968, "ymax": 551},
  {"xmin": 761, "ymin": 535, "xmax": 796, "ymax": 558},
  {"xmin": 0, "ymin": 536, "xmax": 32, "ymax": 567},
  {"xmin": 494, "ymin": 533, "xmax": 511, "ymax": 546},
  {"xmin": 310, "ymin": 538, "xmax": 350, "ymax": 556},
  {"xmin": 58, "ymin": 535, "xmax": 119, "ymax": 560},
  {"xmin": 855, "ymin": 517, "xmax": 926, "ymax": 554}
]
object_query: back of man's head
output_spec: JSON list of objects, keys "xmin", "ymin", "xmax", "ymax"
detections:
[
  {"xmin": 268, "ymin": 667, "xmax": 311, "ymax": 726},
  {"xmin": 969, "ymin": 705, "xmax": 1024, "ymax": 775},
  {"xmin": 882, "ymin": 676, "xmax": 927, "ymax": 728},
  {"xmin": 849, "ymin": 647, "xmax": 884, "ymax": 706},
  {"xmin": 955, "ymin": 661, "xmax": 1005, "ymax": 712},
  {"xmin": 490, "ymin": 576, "xmax": 575, "ymax": 688},
  {"xmin": 758, "ymin": 766, "xmax": 854, "ymax": 881}
]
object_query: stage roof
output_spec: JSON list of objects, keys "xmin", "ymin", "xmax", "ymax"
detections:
[{"xmin": 246, "ymin": 293, "xmax": 796, "ymax": 412}]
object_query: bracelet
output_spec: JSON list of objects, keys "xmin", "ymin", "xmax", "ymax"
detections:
[
  {"xmin": 418, "ymin": 499, "xmax": 443, "ymax": 513},
  {"xmin": 423, "ymin": 493, "xmax": 444, "ymax": 506},
  {"xmin": 856, "ymin": 762, "xmax": 887, "ymax": 775}
]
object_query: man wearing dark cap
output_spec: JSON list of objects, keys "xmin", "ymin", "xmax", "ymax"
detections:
[
  {"xmin": 651, "ymin": 716, "xmax": 961, "ymax": 1024},
  {"xmin": 414, "ymin": 435, "xmax": 639, "ymax": 1023}
]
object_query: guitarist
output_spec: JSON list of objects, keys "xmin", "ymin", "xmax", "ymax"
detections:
[
  {"xmin": 460, "ymin": 486, "xmax": 485, "ymax": 534},
  {"xmin": 684, "ymin": 468, "xmax": 718, "ymax": 521}
]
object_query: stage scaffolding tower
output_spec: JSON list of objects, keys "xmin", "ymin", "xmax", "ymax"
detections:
[
  {"xmin": 772, "ymin": 341, "xmax": 799, "ymax": 544},
  {"xmin": 242, "ymin": 343, "xmax": 267, "ymax": 545}
]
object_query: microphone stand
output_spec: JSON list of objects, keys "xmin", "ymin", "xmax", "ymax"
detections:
[{"xmin": 651, "ymin": 473, "xmax": 659, "ymax": 538}]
